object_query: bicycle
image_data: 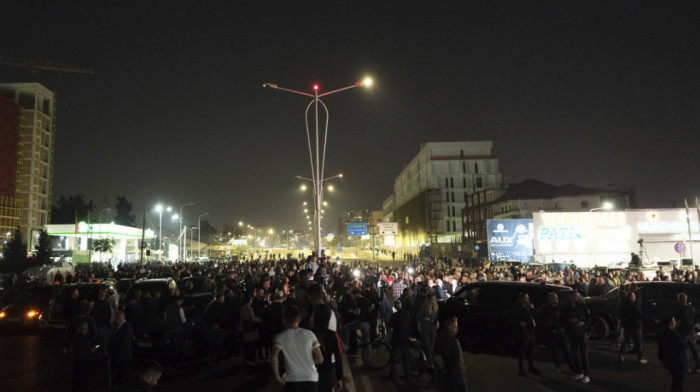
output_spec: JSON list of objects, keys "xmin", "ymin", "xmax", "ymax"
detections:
[{"xmin": 362, "ymin": 319, "xmax": 427, "ymax": 377}]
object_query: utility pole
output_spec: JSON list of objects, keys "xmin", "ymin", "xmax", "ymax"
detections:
[{"xmin": 140, "ymin": 208, "xmax": 146, "ymax": 262}]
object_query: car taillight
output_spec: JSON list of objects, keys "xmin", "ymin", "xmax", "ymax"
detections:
[
  {"xmin": 26, "ymin": 310, "xmax": 38, "ymax": 318},
  {"xmin": 0, "ymin": 311, "xmax": 5, "ymax": 318}
]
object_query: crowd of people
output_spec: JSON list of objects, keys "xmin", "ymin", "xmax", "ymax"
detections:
[{"xmin": 50, "ymin": 253, "xmax": 700, "ymax": 392}]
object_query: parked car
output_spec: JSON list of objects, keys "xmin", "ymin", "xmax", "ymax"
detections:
[
  {"xmin": 125, "ymin": 278, "xmax": 177, "ymax": 301},
  {"xmin": 134, "ymin": 292, "xmax": 215, "ymax": 360},
  {"xmin": 0, "ymin": 285, "xmax": 54, "ymax": 332},
  {"xmin": 115, "ymin": 278, "xmax": 143, "ymax": 302},
  {"xmin": 438, "ymin": 281, "xmax": 573, "ymax": 351},
  {"xmin": 178, "ymin": 276, "xmax": 212, "ymax": 295},
  {"xmin": 584, "ymin": 281, "xmax": 700, "ymax": 340},
  {"xmin": 38, "ymin": 282, "xmax": 118, "ymax": 333}
]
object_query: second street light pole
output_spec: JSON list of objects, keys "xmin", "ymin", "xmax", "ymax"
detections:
[
  {"xmin": 264, "ymin": 77, "xmax": 372, "ymax": 257},
  {"xmin": 198, "ymin": 212, "xmax": 209, "ymax": 258},
  {"xmin": 179, "ymin": 202, "xmax": 195, "ymax": 260}
]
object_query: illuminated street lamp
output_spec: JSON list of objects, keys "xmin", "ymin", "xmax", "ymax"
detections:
[
  {"xmin": 590, "ymin": 202, "xmax": 613, "ymax": 212},
  {"xmin": 178, "ymin": 203, "xmax": 195, "ymax": 260},
  {"xmin": 264, "ymin": 77, "xmax": 372, "ymax": 257},
  {"xmin": 154, "ymin": 204, "xmax": 171, "ymax": 253}
]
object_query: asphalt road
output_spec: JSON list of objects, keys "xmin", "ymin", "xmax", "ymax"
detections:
[{"xmin": 2, "ymin": 327, "xmax": 699, "ymax": 392}]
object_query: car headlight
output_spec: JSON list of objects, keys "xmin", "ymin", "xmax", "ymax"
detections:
[{"xmin": 26, "ymin": 310, "xmax": 38, "ymax": 318}]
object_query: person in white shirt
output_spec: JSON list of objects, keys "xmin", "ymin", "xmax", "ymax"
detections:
[{"xmin": 271, "ymin": 306, "xmax": 323, "ymax": 392}]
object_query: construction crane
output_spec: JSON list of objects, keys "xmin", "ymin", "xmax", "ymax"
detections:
[{"xmin": 0, "ymin": 55, "xmax": 94, "ymax": 75}]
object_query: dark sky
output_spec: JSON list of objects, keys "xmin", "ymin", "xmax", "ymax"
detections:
[{"xmin": 3, "ymin": 2, "xmax": 699, "ymax": 232}]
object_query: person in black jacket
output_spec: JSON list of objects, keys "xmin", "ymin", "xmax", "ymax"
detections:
[
  {"xmin": 436, "ymin": 316, "xmax": 469, "ymax": 392},
  {"xmin": 389, "ymin": 299, "xmax": 412, "ymax": 379},
  {"xmin": 73, "ymin": 321, "xmax": 97, "ymax": 392},
  {"xmin": 674, "ymin": 293, "xmax": 700, "ymax": 373},
  {"xmin": 537, "ymin": 292, "xmax": 575, "ymax": 373},
  {"xmin": 110, "ymin": 309, "xmax": 135, "ymax": 386},
  {"xmin": 512, "ymin": 292, "xmax": 540, "ymax": 376},
  {"xmin": 205, "ymin": 294, "xmax": 230, "ymax": 363},
  {"xmin": 619, "ymin": 290, "xmax": 648, "ymax": 364},
  {"xmin": 312, "ymin": 304, "xmax": 344, "ymax": 392},
  {"xmin": 658, "ymin": 316, "xmax": 688, "ymax": 392},
  {"xmin": 116, "ymin": 359, "xmax": 163, "ymax": 392},
  {"xmin": 561, "ymin": 291, "xmax": 591, "ymax": 384}
]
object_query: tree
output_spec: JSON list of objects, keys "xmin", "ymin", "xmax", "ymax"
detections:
[
  {"xmin": 200, "ymin": 220, "xmax": 217, "ymax": 241},
  {"xmin": 221, "ymin": 224, "xmax": 237, "ymax": 241},
  {"xmin": 93, "ymin": 238, "xmax": 115, "ymax": 254},
  {"xmin": 34, "ymin": 229, "xmax": 52, "ymax": 266},
  {"xmin": 0, "ymin": 227, "xmax": 27, "ymax": 273},
  {"xmin": 114, "ymin": 196, "xmax": 136, "ymax": 227},
  {"xmin": 50, "ymin": 194, "xmax": 95, "ymax": 224}
]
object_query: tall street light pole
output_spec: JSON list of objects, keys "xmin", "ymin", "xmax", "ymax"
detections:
[
  {"xmin": 155, "ymin": 204, "xmax": 172, "ymax": 254},
  {"xmin": 198, "ymin": 212, "xmax": 209, "ymax": 258},
  {"xmin": 263, "ymin": 77, "xmax": 372, "ymax": 257},
  {"xmin": 179, "ymin": 202, "xmax": 195, "ymax": 260}
]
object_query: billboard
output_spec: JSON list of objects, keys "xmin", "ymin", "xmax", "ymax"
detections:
[
  {"xmin": 377, "ymin": 222, "xmax": 398, "ymax": 235},
  {"xmin": 486, "ymin": 219, "xmax": 534, "ymax": 263},
  {"xmin": 348, "ymin": 223, "xmax": 368, "ymax": 236},
  {"xmin": 533, "ymin": 210, "xmax": 700, "ymax": 267}
]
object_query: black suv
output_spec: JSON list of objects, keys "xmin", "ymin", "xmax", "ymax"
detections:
[
  {"xmin": 438, "ymin": 281, "xmax": 573, "ymax": 351},
  {"xmin": 584, "ymin": 281, "xmax": 700, "ymax": 340},
  {"xmin": 38, "ymin": 282, "xmax": 118, "ymax": 333}
]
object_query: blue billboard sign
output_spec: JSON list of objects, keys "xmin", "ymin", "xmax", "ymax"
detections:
[
  {"xmin": 486, "ymin": 219, "xmax": 534, "ymax": 263},
  {"xmin": 348, "ymin": 223, "xmax": 368, "ymax": 236}
]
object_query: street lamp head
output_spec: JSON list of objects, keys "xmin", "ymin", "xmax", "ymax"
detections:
[
  {"xmin": 602, "ymin": 202, "xmax": 613, "ymax": 210},
  {"xmin": 155, "ymin": 204, "xmax": 163, "ymax": 212},
  {"xmin": 301, "ymin": 185, "xmax": 307, "ymax": 191},
  {"xmin": 360, "ymin": 77, "xmax": 373, "ymax": 87},
  {"xmin": 262, "ymin": 83, "xmax": 278, "ymax": 88},
  {"xmin": 238, "ymin": 221, "xmax": 243, "ymax": 226},
  {"xmin": 171, "ymin": 214, "xmax": 180, "ymax": 220}
]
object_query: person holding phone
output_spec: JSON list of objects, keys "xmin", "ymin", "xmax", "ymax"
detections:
[{"xmin": 73, "ymin": 321, "xmax": 97, "ymax": 392}]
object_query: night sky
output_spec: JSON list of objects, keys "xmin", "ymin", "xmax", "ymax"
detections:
[{"xmin": 3, "ymin": 2, "xmax": 699, "ymax": 232}]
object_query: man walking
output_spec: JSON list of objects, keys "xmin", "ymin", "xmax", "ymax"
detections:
[
  {"xmin": 389, "ymin": 299, "xmax": 412, "ymax": 379},
  {"xmin": 537, "ymin": 292, "xmax": 575, "ymax": 373},
  {"xmin": 437, "ymin": 317, "xmax": 469, "ymax": 392},
  {"xmin": 110, "ymin": 309, "xmax": 134, "ymax": 386},
  {"xmin": 512, "ymin": 292, "xmax": 540, "ymax": 376},
  {"xmin": 619, "ymin": 290, "xmax": 648, "ymax": 365},
  {"xmin": 561, "ymin": 291, "xmax": 591, "ymax": 384},
  {"xmin": 271, "ymin": 306, "xmax": 323, "ymax": 391},
  {"xmin": 675, "ymin": 292, "xmax": 700, "ymax": 373}
]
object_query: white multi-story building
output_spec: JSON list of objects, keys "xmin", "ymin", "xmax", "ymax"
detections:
[
  {"xmin": 0, "ymin": 83, "xmax": 56, "ymax": 247},
  {"xmin": 388, "ymin": 141, "xmax": 503, "ymax": 254}
]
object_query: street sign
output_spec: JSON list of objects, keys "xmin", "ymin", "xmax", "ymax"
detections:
[
  {"xmin": 674, "ymin": 242, "xmax": 686, "ymax": 253},
  {"xmin": 377, "ymin": 222, "xmax": 398, "ymax": 235},
  {"xmin": 348, "ymin": 223, "xmax": 368, "ymax": 236}
]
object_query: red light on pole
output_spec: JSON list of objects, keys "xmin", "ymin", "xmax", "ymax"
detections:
[{"xmin": 313, "ymin": 84, "xmax": 319, "ymax": 91}]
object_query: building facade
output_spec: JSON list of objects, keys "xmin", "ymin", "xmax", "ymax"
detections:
[
  {"xmin": 0, "ymin": 83, "xmax": 56, "ymax": 247},
  {"xmin": 0, "ymin": 96, "xmax": 23, "ymax": 241},
  {"xmin": 387, "ymin": 141, "xmax": 504, "ymax": 255},
  {"xmin": 462, "ymin": 179, "xmax": 635, "ymax": 258},
  {"xmin": 337, "ymin": 209, "xmax": 382, "ymax": 246}
]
